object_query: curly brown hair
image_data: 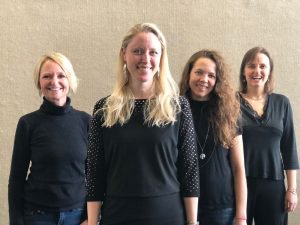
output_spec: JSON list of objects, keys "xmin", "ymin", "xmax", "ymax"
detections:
[{"xmin": 179, "ymin": 50, "xmax": 240, "ymax": 147}]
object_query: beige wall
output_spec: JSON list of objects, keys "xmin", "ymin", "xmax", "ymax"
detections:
[{"xmin": 1, "ymin": 0, "xmax": 300, "ymax": 224}]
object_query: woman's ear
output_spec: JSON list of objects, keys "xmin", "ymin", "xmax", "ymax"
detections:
[{"xmin": 122, "ymin": 48, "xmax": 126, "ymax": 62}]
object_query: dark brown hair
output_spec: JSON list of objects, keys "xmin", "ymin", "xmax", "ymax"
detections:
[{"xmin": 239, "ymin": 46, "xmax": 274, "ymax": 94}]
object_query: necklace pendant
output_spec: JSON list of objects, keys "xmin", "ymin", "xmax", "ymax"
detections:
[{"xmin": 200, "ymin": 153, "xmax": 206, "ymax": 159}]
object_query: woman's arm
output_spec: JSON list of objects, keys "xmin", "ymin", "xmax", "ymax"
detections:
[
  {"xmin": 87, "ymin": 201, "xmax": 102, "ymax": 225},
  {"xmin": 178, "ymin": 97, "xmax": 200, "ymax": 224},
  {"xmin": 8, "ymin": 118, "xmax": 31, "ymax": 225},
  {"xmin": 285, "ymin": 170, "xmax": 298, "ymax": 212},
  {"xmin": 184, "ymin": 197, "xmax": 198, "ymax": 224},
  {"xmin": 86, "ymin": 99, "xmax": 107, "ymax": 225},
  {"xmin": 230, "ymin": 135, "xmax": 247, "ymax": 224}
]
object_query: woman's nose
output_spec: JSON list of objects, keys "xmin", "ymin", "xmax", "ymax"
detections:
[
  {"xmin": 50, "ymin": 76, "xmax": 59, "ymax": 84},
  {"xmin": 200, "ymin": 74, "xmax": 208, "ymax": 82},
  {"xmin": 141, "ymin": 53, "xmax": 150, "ymax": 62},
  {"xmin": 254, "ymin": 66, "xmax": 261, "ymax": 74}
]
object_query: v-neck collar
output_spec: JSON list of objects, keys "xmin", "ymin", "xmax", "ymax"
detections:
[{"xmin": 239, "ymin": 92, "xmax": 272, "ymax": 125}]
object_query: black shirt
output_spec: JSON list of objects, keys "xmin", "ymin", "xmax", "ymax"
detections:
[
  {"xmin": 189, "ymin": 99, "xmax": 236, "ymax": 209},
  {"xmin": 239, "ymin": 93, "xmax": 299, "ymax": 180},
  {"xmin": 8, "ymin": 97, "xmax": 91, "ymax": 225},
  {"xmin": 86, "ymin": 96, "xmax": 199, "ymax": 201}
]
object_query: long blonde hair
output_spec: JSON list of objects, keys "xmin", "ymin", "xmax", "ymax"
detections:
[
  {"xmin": 179, "ymin": 50, "xmax": 240, "ymax": 147},
  {"xmin": 102, "ymin": 23, "xmax": 180, "ymax": 127}
]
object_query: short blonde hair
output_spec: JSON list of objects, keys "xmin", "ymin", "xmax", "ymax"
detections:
[{"xmin": 33, "ymin": 52, "xmax": 78, "ymax": 96}]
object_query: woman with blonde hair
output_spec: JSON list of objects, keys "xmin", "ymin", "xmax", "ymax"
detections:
[
  {"xmin": 8, "ymin": 52, "xmax": 90, "ymax": 225},
  {"xmin": 179, "ymin": 50, "xmax": 247, "ymax": 225},
  {"xmin": 86, "ymin": 23, "xmax": 199, "ymax": 225}
]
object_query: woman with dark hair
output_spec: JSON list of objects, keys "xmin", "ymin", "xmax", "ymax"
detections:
[
  {"xmin": 238, "ymin": 46, "xmax": 299, "ymax": 225},
  {"xmin": 179, "ymin": 49, "xmax": 247, "ymax": 225}
]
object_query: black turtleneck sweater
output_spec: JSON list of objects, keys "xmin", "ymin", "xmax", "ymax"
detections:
[{"xmin": 8, "ymin": 97, "xmax": 91, "ymax": 225}]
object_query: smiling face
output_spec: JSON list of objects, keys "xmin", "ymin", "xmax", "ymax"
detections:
[
  {"xmin": 39, "ymin": 60, "xmax": 69, "ymax": 106},
  {"xmin": 189, "ymin": 57, "xmax": 217, "ymax": 101},
  {"xmin": 123, "ymin": 32, "xmax": 162, "ymax": 89},
  {"xmin": 244, "ymin": 53, "xmax": 271, "ymax": 91}
]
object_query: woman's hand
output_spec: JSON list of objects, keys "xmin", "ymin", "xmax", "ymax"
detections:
[
  {"xmin": 285, "ymin": 189, "xmax": 298, "ymax": 212},
  {"xmin": 235, "ymin": 218, "xmax": 247, "ymax": 225},
  {"xmin": 80, "ymin": 219, "xmax": 88, "ymax": 225}
]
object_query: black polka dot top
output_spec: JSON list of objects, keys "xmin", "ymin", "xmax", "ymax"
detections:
[{"xmin": 86, "ymin": 96, "xmax": 199, "ymax": 201}]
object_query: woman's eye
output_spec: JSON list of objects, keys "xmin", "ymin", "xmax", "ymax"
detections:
[
  {"xmin": 58, "ymin": 73, "xmax": 67, "ymax": 78},
  {"xmin": 260, "ymin": 65, "xmax": 266, "ymax": 69},
  {"xmin": 41, "ymin": 74, "xmax": 50, "ymax": 79},
  {"xmin": 133, "ymin": 49, "xmax": 143, "ymax": 55},
  {"xmin": 150, "ymin": 51, "xmax": 159, "ymax": 56}
]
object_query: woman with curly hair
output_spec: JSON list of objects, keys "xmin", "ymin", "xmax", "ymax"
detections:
[
  {"xmin": 179, "ymin": 50, "xmax": 247, "ymax": 225},
  {"xmin": 86, "ymin": 23, "xmax": 199, "ymax": 225}
]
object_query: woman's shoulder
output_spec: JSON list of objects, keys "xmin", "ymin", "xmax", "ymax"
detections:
[
  {"xmin": 270, "ymin": 93, "xmax": 288, "ymax": 100},
  {"xmin": 18, "ymin": 109, "xmax": 42, "ymax": 123},
  {"xmin": 72, "ymin": 109, "xmax": 91, "ymax": 121},
  {"xmin": 15, "ymin": 109, "xmax": 48, "ymax": 132},
  {"xmin": 269, "ymin": 93, "xmax": 291, "ymax": 105},
  {"xmin": 178, "ymin": 95, "xmax": 192, "ymax": 114},
  {"xmin": 93, "ymin": 96, "xmax": 110, "ymax": 115},
  {"xmin": 178, "ymin": 95, "xmax": 189, "ymax": 106},
  {"xmin": 95, "ymin": 96, "xmax": 109, "ymax": 105}
]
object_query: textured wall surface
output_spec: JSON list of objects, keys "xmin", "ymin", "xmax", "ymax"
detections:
[{"xmin": 1, "ymin": 0, "xmax": 300, "ymax": 224}]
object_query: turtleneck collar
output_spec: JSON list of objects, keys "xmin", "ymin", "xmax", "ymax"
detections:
[
  {"xmin": 40, "ymin": 97, "xmax": 72, "ymax": 115},
  {"xmin": 186, "ymin": 91, "xmax": 209, "ymax": 107}
]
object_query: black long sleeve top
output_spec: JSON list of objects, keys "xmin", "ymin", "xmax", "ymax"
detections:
[
  {"xmin": 86, "ymin": 96, "xmax": 199, "ymax": 201},
  {"xmin": 239, "ymin": 93, "xmax": 299, "ymax": 180},
  {"xmin": 8, "ymin": 97, "xmax": 91, "ymax": 225}
]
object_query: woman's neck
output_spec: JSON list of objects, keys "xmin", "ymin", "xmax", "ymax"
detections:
[
  {"xmin": 244, "ymin": 87, "xmax": 266, "ymax": 100},
  {"xmin": 129, "ymin": 83, "xmax": 155, "ymax": 99}
]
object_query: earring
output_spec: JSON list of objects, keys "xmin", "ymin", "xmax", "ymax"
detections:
[
  {"xmin": 123, "ymin": 64, "xmax": 128, "ymax": 83},
  {"xmin": 242, "ymin": 76, "xmax": 246, "ymax": 83}
]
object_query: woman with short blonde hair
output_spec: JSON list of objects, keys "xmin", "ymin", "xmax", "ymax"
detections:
[{"xmin": 9, "ymin": 52, "xmax": 90, "ymax": 225}]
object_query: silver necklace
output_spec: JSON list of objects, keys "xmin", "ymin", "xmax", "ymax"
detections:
[{"xmin": 196, "ymin": 124, "xmax": 210, "ymax": 160}]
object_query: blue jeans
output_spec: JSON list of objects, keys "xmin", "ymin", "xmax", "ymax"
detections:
[
  {"xmin": 24, "ymin": 208, "xmax": 84, "ymax": 225},
  {"xmin": 198, "ymin": 207, "xmax": 235, "ymax": 225}
]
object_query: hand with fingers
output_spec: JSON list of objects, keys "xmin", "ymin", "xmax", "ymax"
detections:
[{"xmin": 285, "ymin": 189, "xmax": 298, "ymax": 212}]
